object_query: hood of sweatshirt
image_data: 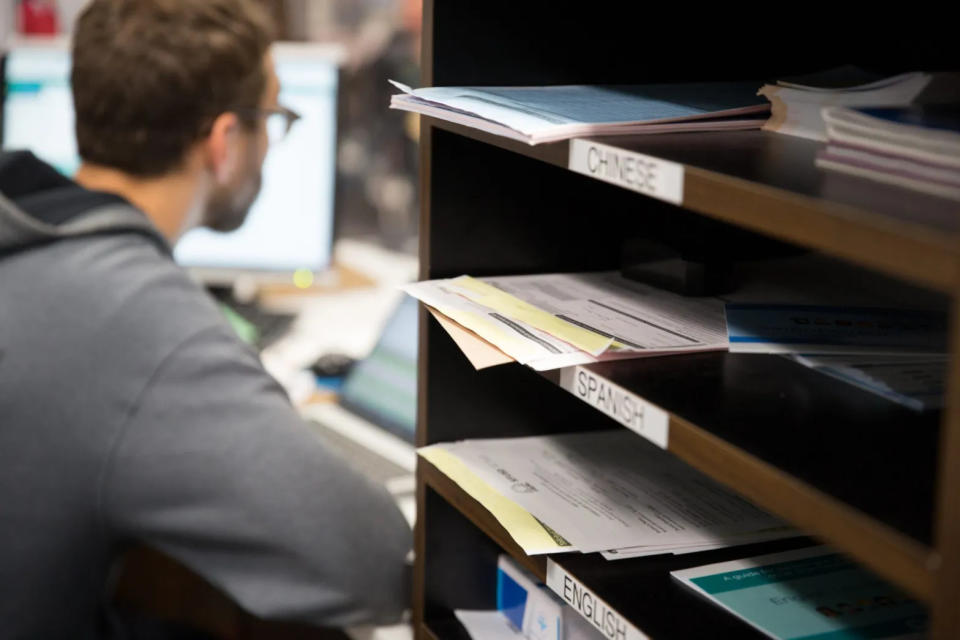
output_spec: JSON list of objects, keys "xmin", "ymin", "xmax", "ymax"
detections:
[{"xmin": 0, "ymin": 150, "xmax": 168, "ymax": 256}]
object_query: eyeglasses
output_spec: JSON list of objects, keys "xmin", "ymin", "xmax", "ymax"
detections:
[{"xmin": 233, "ymin": 105, "xmax": 301, "ymax": 145}]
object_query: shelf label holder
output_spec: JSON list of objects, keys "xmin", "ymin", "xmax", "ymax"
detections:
[
  {"xmin": 568, "ymin": 139, "xmax": 684, "ymax": 204},
  {"xmin": 546, "ymin": 559, "xmax": 651, "ymax": 640},
  {"xmin": 559, "ymin": 366, "xmax": 670, "ymax": 449}
]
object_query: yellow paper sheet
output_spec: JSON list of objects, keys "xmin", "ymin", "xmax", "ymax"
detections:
[
  {"xmin": 450, "ymin": 276, "xmax": 613, "ymax": 356},
  {"xmin": 418, "ymin": 446, "xmax": 572, "ymax": 555}
]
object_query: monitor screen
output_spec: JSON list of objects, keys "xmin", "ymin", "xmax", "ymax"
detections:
[
  {"xmin": 339, "ymin": 295, "xmax": 418, "ymax": 443},
  {"xmin": 2, "ymin": 42, "xmax": 341, "ymax": 282},
  {"xmin": 2, "ymin": 42, "xmax": 78, "ymax": 176}
]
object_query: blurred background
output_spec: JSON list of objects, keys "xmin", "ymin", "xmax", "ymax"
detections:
[
  {"xmin": 1, "ymin": 4, "xmax": 424, "ymax": 636},
  {"xmin": 1, "ymin": 0, "xmax": 422, "ymax": 254}
]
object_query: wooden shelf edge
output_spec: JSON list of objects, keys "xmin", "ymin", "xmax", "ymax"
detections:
[
  {"xmin": 420, "ymin": 457, "xmax": 548, "ymax": 581},
  {"xmin": 425, "ymin": 117, "xmax": 959, "ymax": 293},
  {"xmin": 681, "ymin": 167, "xmax": 958, "ymax": 293},
  {"xmin": 668, "ymin": 413, "xmax": 935, "ymax": 601}
]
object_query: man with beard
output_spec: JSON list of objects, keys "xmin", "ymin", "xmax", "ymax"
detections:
[{"xmin": 0, "ymin": 1, "xmax": 411, "ymax": 638}]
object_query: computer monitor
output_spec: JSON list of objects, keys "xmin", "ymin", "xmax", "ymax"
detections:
[
  {"xmin": 2, "ymin": 40, "xmax": 343, "ymax": 285},
  {"xmin": 2, "ymin": 39, "xmax": 77, "ymax": 175}
]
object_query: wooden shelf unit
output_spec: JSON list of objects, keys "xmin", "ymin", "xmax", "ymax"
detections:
[{"xmin": 413, "ymin": 3, "xmax": 960, "ymax": 638}]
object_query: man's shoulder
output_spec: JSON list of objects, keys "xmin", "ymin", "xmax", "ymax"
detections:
[
  {"xmin": 87, "ymin": 234, "xmax": 229, "ymax": 347},
  {"xmin": 6, "ymin": 231, "xmax": 229, "ymax": 358}
]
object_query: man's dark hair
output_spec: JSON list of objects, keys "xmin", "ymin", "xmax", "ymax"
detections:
[{"xmin": 72, "ymin": 0, "xmax": 275, "ymax": 177}]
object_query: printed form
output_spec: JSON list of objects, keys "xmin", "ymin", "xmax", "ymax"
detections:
[
  {"xmin": 471, "ymin": 272, "xmax": 727, "ymax": 352},
  {"xmin": 442, "ymin": 430, "xmax": 784, "ymax": 554}
]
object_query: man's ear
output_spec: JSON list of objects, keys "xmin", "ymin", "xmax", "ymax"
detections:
[{"xmin": 204, "ymin": 112, "xmax": 241, "ymax": 184}]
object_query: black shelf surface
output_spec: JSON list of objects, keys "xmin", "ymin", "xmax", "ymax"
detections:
[
  {"xmin": 424, "ymin": 118, "xmax": 960, "ymax": 293},
  {"xmin": 567, "ymin": 352, "xmax": 939, "ymax": 546}
]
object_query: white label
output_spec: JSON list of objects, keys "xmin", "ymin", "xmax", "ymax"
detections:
[
  {"xmin": 546, "ymin": 559, "xmax": 650, "ymax": 640},
  {"xmin": 559, "ymin": 366, "xmax": 669, "ymax": 449},
  {"xmin": 568, "ymin": 139, "xmax": 684, "ymax": 205}
]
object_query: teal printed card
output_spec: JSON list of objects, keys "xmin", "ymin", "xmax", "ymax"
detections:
[{"xmin": 672, "ymin": 547, "xmax": 926, "ymax": 639}]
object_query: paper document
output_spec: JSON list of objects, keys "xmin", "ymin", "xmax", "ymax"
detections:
[
  {"xmin": 601, "ymin": 527, "xmax": 799, "ymax": 560},
  {"xmin": 758, "ymin": 71, "xmax": 932, "ymax": 141},
  {"xmin": 403, "ymin": 280, "xmax": 603, "ymax": 369},
  {"xmin": 452, "ymin": 276, "xmax": 614, "ymax": 355},
  {"xmin": 672, "ymin": 546, "xmax": 926, "ymax": 639},
  {"xmin": 816, "ymin": 104, "xmax": 960, "ymax": 201},
  {"xmin": 418, "ymin": 446, "xmax": 575, "ymax": 555},
  {"xmin": 788, "ymin": 354, "xmax": 946, "ymax": 412},
  {"xmin": 474, "ymin": 272, "xmax": 728, "ymax": 353},
  {"xmin": 391, "ymin": 82, "xmax": 769, "ymax": 145},
  {"xmin": 725, "ymin": 303, "xmax": 948, "ymax": 356},
  {"xmin": 441, "ymin": 430, "xmax": 786, "ymax": 554},
  {"xmin": 455, "ymin": 610, "xmax": 524, "ymax": 640}
]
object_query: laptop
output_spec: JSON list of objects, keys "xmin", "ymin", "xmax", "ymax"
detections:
[{"xmin": 299, "ymin": 296, "xmax": 418, "ymax": 524}]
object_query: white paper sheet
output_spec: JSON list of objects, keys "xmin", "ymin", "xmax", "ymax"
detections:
[
  {"xmin": 789, "ymin": 354, "xmax": 946, "ymax": 411},
  {"xmin": 404, "ymin": 279, "xmax": 685, "ymax": 370},
  {"xmin": 389, "ymin": 82, "xmax": 769, "ymax": 145},
  {"xmin": 441, "ymin": 431, "xmax": 783, "ymax": 554},
  {"xmin": 454, "ymin": 610, "xmax": 523, "ymax": 640},
  {"xmin": 475, "ymin": 272, "xmax": 728, "ymax": 353},
  {"xmin": 402, "ymin": 280, "xmax": 584, "ymax": 365},
  {"xmin": 600, "ymin": 527, "xmax": 799, "ymax": 560}
]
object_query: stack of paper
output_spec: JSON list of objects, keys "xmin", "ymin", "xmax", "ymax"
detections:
[
  {"xmin": 672, "ymin": 546, "xmax": 926, "ymax": 639},
  {"xmin": 757, "ymin": 70, "xmax": 946, "ymax": 141},
  {"xmin": 816, "ymin": 105, "xmax": 960, "ymax": 201},
  {"xmin": 420, "ymin": 430, "xmax": 795, "ymax": 559},
  {"xmin": 403, "ymin": 272, "xmax": 728, "ymax": 371},
  {"xmin": 723, "ymin": 298, "xmax": 948, "ymax": 411},
  {"xmin": 390, "ymin": 82, "xmax": 770, "ymax": 145},
  {"xmin": 724, "ymin": 303, "xmax": 948, "ymax": 356},
  {"xmin": 404, "ymin": 259, "xmax": 949, "ymax": 409},
  {"xmin": 455, "ymin": 610, "xmax": 524, "ymax": 640},
  {"xmin": 787, "ymin": 354, "xmax": 946, "ymax": 412}
]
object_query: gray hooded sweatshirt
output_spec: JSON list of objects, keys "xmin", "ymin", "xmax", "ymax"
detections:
[{"xmin": 0, "ymin": 151, "xmax": 411, "ymax": 639}]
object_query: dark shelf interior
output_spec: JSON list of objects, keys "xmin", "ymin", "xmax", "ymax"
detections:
[
  {"xmin": 579, "ymin": 352, "xmax": 940, "ymax": 545},
  {"xmin": 422, "ymin": 619, "xmax": 472, "ymax": 640},
  {"xmin": 426, "ymin": 120, "xmax": 960, "ymax": 294}
]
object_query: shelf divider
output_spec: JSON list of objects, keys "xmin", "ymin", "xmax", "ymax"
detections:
[{"xmin": 424, "ymin": 117, "xmax": 960, "ymax": 293}]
